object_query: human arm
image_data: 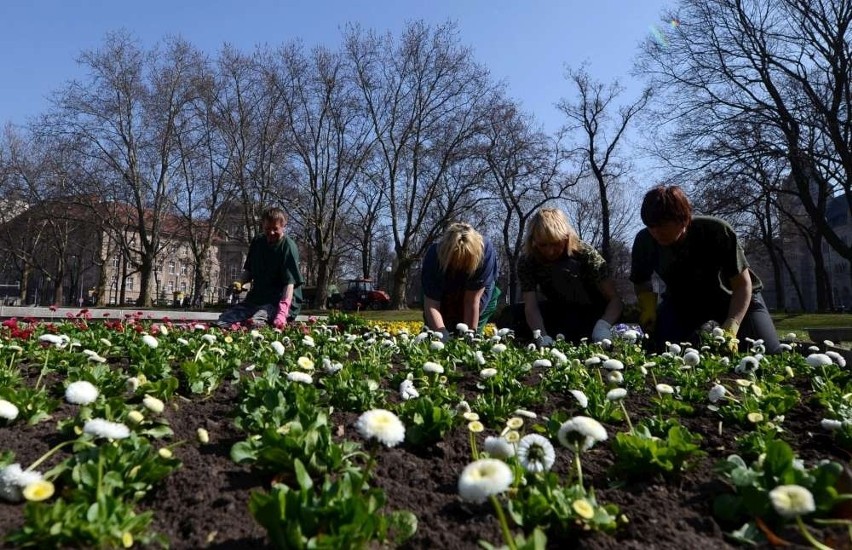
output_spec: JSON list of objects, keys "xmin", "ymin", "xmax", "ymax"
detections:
[
  {"xmin": 722, "ymin": 269, "xmax": 752, "ymax": 335},
  {"xmin": 591, "ymin": 278, "xmax": 623, "ymax": 341},
  {"xmin": 423, "ymin": 296, "xmax": 450, "ymax": 340},
  {"xmin": 463, "ymin": 287, "xmax": 486, "ymax": 331},
  {"xmin": 273, "ymin": 283, "xmax": 295, "ymax": 328},
  {"xmin": 633, "ymin": 281, "xmax": 658, "ymax": 332}
]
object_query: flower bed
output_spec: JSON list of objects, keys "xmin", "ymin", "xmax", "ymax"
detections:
[{"xmin": 0, "ymin": 313, "xmax": 850, "ymax": 549}]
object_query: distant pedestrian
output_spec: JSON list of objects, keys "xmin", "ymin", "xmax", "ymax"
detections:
[{"xmin": 214, "ymin": 208, "xmax": 303, "ymax": 329}]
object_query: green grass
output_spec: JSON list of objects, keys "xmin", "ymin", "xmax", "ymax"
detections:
[
  {"xmin": 302, "ymin": 308, "xmax": 424, "ymax": 322},
  {"xmin": 771, "ymin": 313, "xmax": 852, "ymax": 332}
]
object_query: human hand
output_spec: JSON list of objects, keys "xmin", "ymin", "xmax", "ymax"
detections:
[
  {"xmin": 273, "ymin": 315, "xmax": 287, "ymax": 329},
  {"xmin": 591, "ymin": 319, "xmax": 612, "ymax": 342},
  {"xmin": 637, "ymin": 291, "xmax": 657, "ymax": 332},
  {"xmin": 537, "ymin": 334, "xmax": 554, "ymax": 348},
  {"xmin": 721, "ymin": 318, "xmax": 740, "ymax": 355},
  {"xmin": 273, "ymin": 298, "xmax": 291, "ymax": 330}
]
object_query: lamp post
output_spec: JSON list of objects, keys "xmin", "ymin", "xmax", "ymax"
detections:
[{"xmin": 385, "ymin": 265, "xmax": 393, "ymax": 295}]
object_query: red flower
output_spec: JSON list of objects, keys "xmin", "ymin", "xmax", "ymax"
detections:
[{"xmin": 49, "ymin": 304, "xmax": 58, "ymax": 312}]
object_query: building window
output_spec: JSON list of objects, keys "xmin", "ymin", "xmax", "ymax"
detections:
[
  {"xmin": 180, "ymin": 281, "xmax": 187, "ymax": 293},
  {"xmin": 167, "ymin": 280, "xmax": 174, "ymax": 293},
  {"xmin": 180, "ymin": 262, "xmax": 188, "ymax": 275},
  {"xmin": 112, "ymin": 256, "xmax": 120, "ymax": 268},
  {"xmin": 168, "ymin": 261, "xmax": 175, "ymax": 275},
  {"xmin": 229, "ymin": 265, "xmax": 240, "ymax": 279},
  {"xmin": 125, "ymin": 276, "xmax": 134, "ymax": 291}
]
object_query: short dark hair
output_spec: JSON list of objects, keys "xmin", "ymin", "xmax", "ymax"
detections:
[
  {"xmin": 261, "ymin": 207, "xmax": 287, "ymax": 225},
  {"xmin": 640, "ymin": 186, "xmax": 692, "ymax": 227}
]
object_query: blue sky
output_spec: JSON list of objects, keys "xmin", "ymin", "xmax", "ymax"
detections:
[{"xmin": 1, "ymin": 0, "xmax": 671, "ymax": 134}]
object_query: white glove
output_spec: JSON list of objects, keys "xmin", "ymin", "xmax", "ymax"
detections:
[
  {"xmin": 537, "ymin": 334, "xmax": 554, "ymax": 348},
  {"xmin": 591, "ymin": 319, "xmax": 612, "ymax": 342}
]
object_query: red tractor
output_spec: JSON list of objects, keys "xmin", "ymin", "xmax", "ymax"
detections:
[{"xmin": 326, "ymin": 278, "xmax": 391, "ymax": 310}]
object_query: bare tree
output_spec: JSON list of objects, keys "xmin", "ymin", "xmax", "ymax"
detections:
[
  {"xmin": 344, "ymin": 21, "xmax": 501, "ymax": 308},
  {"xmin": 558, "ymin": 65, "xmax": 651, "ymax": 262},
  {"xmin": 479, "ymin": 100, "xmax": 576, "ymax": 303},
  {"xmin": 638, "ymin": 0, "xmax": 852, "ymax": 269},
  {"xmin": 271, "ymin": 42, "xmax": 375, "ymax": 309},
  {"xmin": 44, "ymin": 32, "xmax": 205, "ymax": 305}
]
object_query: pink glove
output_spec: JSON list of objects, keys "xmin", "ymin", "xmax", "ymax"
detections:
[{"xmin": 273, "ymin": 298, "xmax": 291, "ymax": 329}]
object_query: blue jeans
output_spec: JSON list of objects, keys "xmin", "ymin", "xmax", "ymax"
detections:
[{"xmin": 214, "ymin": 302, "xmax": 277, "ymax": 329}]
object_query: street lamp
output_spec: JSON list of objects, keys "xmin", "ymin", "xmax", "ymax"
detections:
[{"xmin": 385, "ymin": 265, "xmax": 393, "ymax": 294}]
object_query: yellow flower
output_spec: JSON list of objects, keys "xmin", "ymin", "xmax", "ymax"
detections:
[
  {"xmin": 463, "ymin": 412, "xmax": 480, "ymax": 422},
  {"xmin": 504, "ymin": 430, "xmax": 520, "ymax": 443},
  {"xmin": 224, "ymin": 336, "xmax": 233, "ymax": 344},
  {"xmin": 468, "ymin": 421, "xmax": 484, "ymax": 433},
  {"xmin": 506, "ymin": 417, "xmax": 524, "ymax": 430},
  {"xmin": 23, "ymin": 480, "xmax": 55, "ymax": 502},
  {"xmin": 296, "ymin": 356, "xmax": 315, "ymax": 370},
  {"xmin": 122, "ymin": 532, "xmax": 134, "ymax": 548},
  {"xmin": 572, "ymin": 498, "xmax": 595, "ymax": 519}
]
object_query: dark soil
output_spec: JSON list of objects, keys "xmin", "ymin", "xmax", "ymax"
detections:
[{"xmin": 0, "ymin": 362, "xmax": 850, "ymax": 549}]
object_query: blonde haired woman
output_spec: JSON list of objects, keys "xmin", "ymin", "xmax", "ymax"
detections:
[
  {"xmin": 421, "ymin": 222, "xmax": 501, "ymax": 338},
  {"xmin": 501, "ymin": 208, "xmax": 621, "ymax": 345}
]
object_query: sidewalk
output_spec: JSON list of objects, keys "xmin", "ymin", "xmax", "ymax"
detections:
[{"xmin": 0, "ymin": 305, "xmax": 318, "ymax": 323}]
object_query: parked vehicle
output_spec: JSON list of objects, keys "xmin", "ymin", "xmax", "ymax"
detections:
[{"xmin": 326, "ymin": 278, "xmax": 391, "ymax": 310}]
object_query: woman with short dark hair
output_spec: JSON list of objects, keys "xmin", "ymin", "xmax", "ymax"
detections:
[{"xmin": 630, "ymin": 185, "xmax": 780, "ymax": 353}]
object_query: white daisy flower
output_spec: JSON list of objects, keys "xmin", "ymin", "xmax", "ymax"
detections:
[
  {"xmin": 735, "ymin": 356, "xmax": 761, "ymax": 374},
  {"xmin": 142, "ymin": 395, "xmax": 165, "ymax": 414},
  {"xmin": 270, "ymin": 341, "xmax": 286, "ymax": 356},
  {"xmin": 768, "ymin": 485, "xmax": 816, "ymax": 518},
  {"xmin": 821, "ymin": 418, "xmax": 843, "ymax": 431},
  {"xmin": 533, "ymin": 359, "xmax": 552, "ymax": 368},
  {"xmin": 584, "ymin": 357, "xmax": 601, "ymax": 367},
  {"xmin": 826, "ymin": 351, "xmax": 847, "ymax": 368},
  {"xmin": 683, "ymin": 351, "xmax": 701, "ymax": 366},
  {"xmin": 569, "ymin": 390, "xmax": 588, "ymax": 408},
  {"xmin": 779, "ymin": 343, "xmax": 793, "ymax": 352},
  {"xmin": 457, "ymin": 459, "xmax": 513, "ymax": 503},
  {"xmin": 668, "ymin": 343, "xmax": 682, "ymax": 354},
  {"xmin": 496, "ymin": 328, "xmax": 512, "ymax": 337},
  {"xmin": 606, "ymin": 388, "xmax": 627, "ymax": 401},
  {"xmin": 65, "ymin": 380, "xmax": 99, "ymax": 405},
  {"xmin": 423, "ymin": 362, "xmax": 444, "ymax": 374},
  {"xmin": 141, "ymin": 334, "xmax": 159, "ymax": 349},
  {"xmin": 83, "ymin": 418, "xmax": 131, "ymax": 440},
  {"xmin": 806, "ymin": 353, "xmax": 833, "ymax": 367},
  {"xmin": 474, "ymin": 351, "xmax": 486, "ymax": 365},
  {"xmin": 491, "ymin": 344, "xmax": 507, "ymax": 354},
  {"xmin": 656, "ymin": 384, "xmax": 675, "ymax": 395},
  {"xmin": 480, "ymin": 368, "xmax": 498, "ymax": 379},
  {"xmin": 250, "ymin": 330, "xmax": 264, "ymax": 340},
  {"xmin": 516, "ymin": 434, "xmax": 556, "ymax": 473},
  {"xmin": 430, "ymin": 340, "xmax": 445, "ymax": 351},
  {"xmin": 0, "ymin": 464, "xmax": 43, "ymax": 502},
  {"xmin": 606, "ymin": 370, "xmax": 624, "ymax": 385},
  {"xmin": 0, "ymin": 400, "xmax": 18, "ymax": 421},
  {"xmin": 39, "ymin": 334, "xmax": 68, "ymax": 348},
  {"xmin": 355, "ymin": 409, "xmax": 406, "ymax": 447},
  {"xmin": 483, "ymin": 436, "xmax": 515, "ymax": 459},
  {"xmin": 323, "ymin": 358, "xmax": 343, "ymax": 374},
  {"xmin": 201, "ymin": 334, "xmax": 217, "ymax": 344},
  {"xmin": 709, "ymin": 384, "xmax": 727, "ymax": 403},
  {"xmin": 177, "ymin": 337, "xmax": 190, "ymax": 346},
  {"xmin": 550, "ymin": 348, "xmax": 568, "ymax": 365},
  {"xmin": 99, "ymin": 338, "xmax": 112, "ymax": 347},
  {"xmin": 287, "ymin": 371, "xmax": 313, "ymax": 384},
  {"xmin": 125, "ymin": 377, "xmax": 141, "ymax": 393},
  {"xmin": 602, "ymin": 359, "xmax": 624, "ymax": 371},
  {"xmin": 456, "ymin": 323, "xmax": 469, "ymax": 334},
  {"xmin": 513, "ymin": 409, "xmax": 537, "ymax": 419},
  {"xmin": 399, "ymin": 379, "xmax": 419, "ymax": 400},
  {"xmin": 296, "ymin": 356, "xmax": 314, "ymax": 370},
  {"xmin": 557, "ymin": 416, "xmax": 608, "ymax": 451}
]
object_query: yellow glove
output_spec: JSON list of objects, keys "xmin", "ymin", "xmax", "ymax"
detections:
[
  {"xmin": 721, "ymin": 318, "xmax": 740, "ymax": 355},
  {"xmin": 637, "ymin": 291, "xmax": 657, "ymax": 332},
  {"xmin": 231, "ymin": 281, "xmax": 243, "ymax": 292}
]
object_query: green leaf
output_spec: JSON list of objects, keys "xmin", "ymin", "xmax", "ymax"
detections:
[
  {"xmin": 230, "ymin": 440, "xmax": 258, "ymax": 463},
  {"xmin": 294, "ymin": 459, "xmax": 313, "ymax": 490}
]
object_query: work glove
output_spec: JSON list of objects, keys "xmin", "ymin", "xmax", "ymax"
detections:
[
  {"xmin": 273, "ymin": 298, "xmax": 291, "ymax": 329},
  {"xmin": 637, "ymin": 291, "xmax": 658, "ymax": 332},
  {"xmin": 532, "ymin": 330, "xmax": 554, "ymax": 348},
  {"xmin": 439, "ymin": 327, "xmax": 451, "ymax": 342},
  {"xmin": 591, "ymin": 319, "xmax": 612, "ymax": 343},
  {"xmin": 721, "ymin": 317, "xmax": 740, "ymax": 355},
  {"xmin": 231, "ymin": 281, "xmax": 243, "ymax": 293}
]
